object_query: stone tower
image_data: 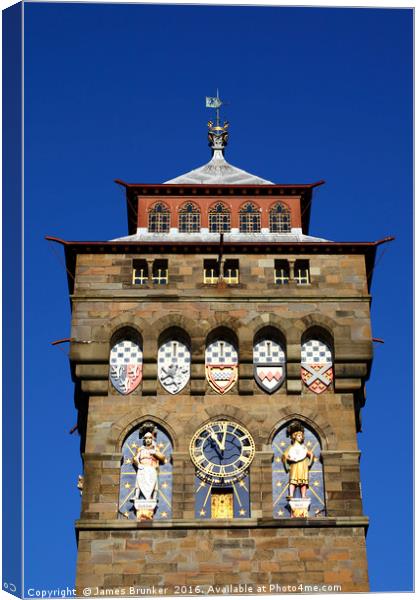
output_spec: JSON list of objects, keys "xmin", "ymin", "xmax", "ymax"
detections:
[{"xmin": 49, "ymin": 109, "xmax": 391, "ymax": 594}]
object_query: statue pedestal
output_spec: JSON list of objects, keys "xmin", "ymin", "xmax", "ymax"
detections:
[
  {"xmin": 288, "ymin": 497, "xmax": 311, "ymax": 518},
  {"xmin": 133, "ymin": 499, "xmax": 157, "ymax": 521}
]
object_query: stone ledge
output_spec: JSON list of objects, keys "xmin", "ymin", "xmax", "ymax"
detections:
[{"xmin": 75, "ymin": 515, "xmax": 369, "ymax": 531}]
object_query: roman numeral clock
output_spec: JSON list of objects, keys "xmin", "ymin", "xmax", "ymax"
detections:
[{"xmin": 190, "ymin": 420, "xmax": 255, "ymax": 519}]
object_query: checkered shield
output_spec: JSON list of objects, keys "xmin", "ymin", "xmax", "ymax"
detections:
[
  {"xmin": 253, "ymin": 339, "xmax": 286, "ymax": 393},
  {"xmin": 301, "ymin": 339, "xmax": 333, "ymax": 394},
  {"xmin": 110, "ymin": 340, "xmax": 143, "ymax": 394},
  {"xmin": 158, "ymin": 340, "xmax": 190, "ymax": 394},
  {"xmin": 205, "ymin": 340, "xmax": 238, "ymax": 394}
]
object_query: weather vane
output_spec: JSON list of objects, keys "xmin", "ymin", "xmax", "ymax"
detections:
[
  {"xmin": 206, "ymin": 90, "xmax": 229, "ymax": 152},
  {"xmin": 206, "ymin": 89, "xmax": 223, "ymax": 127}
]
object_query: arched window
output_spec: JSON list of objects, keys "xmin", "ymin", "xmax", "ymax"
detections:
[
  {"xmin": 179, "ymin": 202, "xmax": 200, "ymax": 233},
  {"xmin": 239, "ymin": 202, "xmax": 261, "ymax": 233},
  {"xmin": 118, "ymin": 421, "xmax": 173, "ymax": 521},
  {"xmin": 158, "ymin": 328, "xmax": 191, "ymax": 394},
  {"xmin": 301, "ymin": 336, "xmax": 333, "ymax": 394},
  {"xmin": 148, "ymin": 202, "xmax": 170, "ymax": 233},
  {"xmin": 208, "ymin": 203, "xmax": 231, "ymax": 233},
  {"xmin": 253, "ymin": 327, "xmax": 286, "ymax": 393},
  {"xmin": 272, "ymin": 421, "xmax": 325, "ymax": 518},
  {"xmin": 269, "ymin": 203, "xmax": 291, "ymax": 233},
  {"xmin": 205, "ymin": 329, "xmax": 238, "ymax": 394},
  {"xmin": 109, "ymin": 330, "xmax": 143, "ymax": 395}
]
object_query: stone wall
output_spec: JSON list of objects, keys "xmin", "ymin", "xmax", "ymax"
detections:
[
  {"xmin": 72, "ymin": 250, "xmax": 371, "ymax": 594},
  {"xmin": 76, "ymin": 524, "xmax": 369, "ymax": 594}
]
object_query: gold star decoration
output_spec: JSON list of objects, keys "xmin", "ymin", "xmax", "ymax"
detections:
[
  {"xmin": 314, "ymin": 480, "xmax": 319, "ymax": 486},
  {"xmin": 125, "ymin": 458, "xmax": 132, "ymax": 464},
  {"xmin": 123, "ymin": 511, "xmax": 130, "ymax": 518},
  {"xmin": 158, "ymin": 443, "xmax": 165, "ymax": 449},
  {"xmin": 275, "ymin": 457, "xmax": 282, "ymax": 463},
  {"xmin": 162, "ymin": 483, "xmax": 168, "ymax": 489},
  {"xmin": 307, "ymin": 441, "xmax": 312, "ymax": 447},
  {"xmin": 277, "ymin": 510, "xmax": 284, "ymax": 516},
  {"xmin": 199, "ymin": 509, "xmax": 206, "ymax": 516},
  {"xmin": 280, "ymin": 441, "xmax": 286, "ymax": 447},
  {"xmin": 239, "ymin": 509, "xmax": 246, "ymax": 516},
  {"xmin": 276, "ymin": 481, "xmax": 282, "ymax": 488},
  {"xmin": 131, "ymin": 443, "xmax": 138, "ymax": 449},
  {"xmin": 313, "ymin": 457, "xmax": 318, "ymax": 462},
  {"xmin": 239, "ymin": 481, "xmax": 246, "ymax": 487},
  {"xmin": 124, "ymin": 483, "xmax": 131, "ymax": 489},
  {"xmin": 161, "ymin": 511, "xmax": 168, "ymax": 518}
]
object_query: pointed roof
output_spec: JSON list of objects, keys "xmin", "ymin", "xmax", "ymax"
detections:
[
  {"xmin": 164, "ymin": 119, "xmax": 273, "ymax": 185},
  {"xmin": 164, "ymin": 149, "xmax": 273, "ymax": 185}
]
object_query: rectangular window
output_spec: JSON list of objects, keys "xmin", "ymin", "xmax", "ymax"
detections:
[
  {"xmin": 295, "ymin": 259, "xmax": 310, "ymax": 285},
  {"xmin": 152, "ymin": 259, "xmax": 168, "ymax": 284},
  {"xmin": 223, "ymin": 259, "xmax": 239, "ymax": 284},
  {"xmin": 203, "ymin": 259, "xmax": 220, "ymax": 284},
  {"xmin": 132, "ymin": 259, "xmax": 148, "ymax": 285},
  {"xmin": 274, "ymin": 259, "xmax": 290, "ymax": 285}
]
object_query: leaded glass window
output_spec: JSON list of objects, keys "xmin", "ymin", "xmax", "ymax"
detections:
[
  {"xmin": 179, "ymin": 202, "xmax": 200, "ymax": 233},
  {"xmin": 209, "ymin": 203, "xmax": 230, "ymax": 233},
  {"xmin": 269, "ymin": 203, "xmax": 291, "ymax": 233},
  {"xmin": 148, "ymin": 203, "xmax": 170, "ymax": 233},
  {"xmin": 239, "ymin": 202, "xmax": 261, "ymax": 233}
]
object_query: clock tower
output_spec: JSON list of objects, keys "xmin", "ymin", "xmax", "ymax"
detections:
[{"xmin": 50, "ymin": 103, "xmax": 391, "ymax": 594}]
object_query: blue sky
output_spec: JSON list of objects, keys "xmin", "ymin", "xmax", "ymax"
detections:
[{"xmin": 22, "ymin": 2, "xmax": 412, "ymax": 593}]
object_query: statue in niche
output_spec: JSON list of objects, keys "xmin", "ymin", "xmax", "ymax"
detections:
[
  {"xmin": 132, "ymin": 422, "xmax": 165, "ymax": 521},
  {"xmin": 281, "ymin": 421, "xmax": 314, "ymax": 517}
]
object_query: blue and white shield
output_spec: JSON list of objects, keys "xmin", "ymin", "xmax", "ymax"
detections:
[
  {"xmin": 253, "ymin": 339, "xmax": 286, "ymax": 393},
  {"xmin": 158, "ymin": 340, "xmax": 191, "ymax": 394}
]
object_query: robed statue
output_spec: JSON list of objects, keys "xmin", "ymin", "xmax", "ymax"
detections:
[
  {"xmin": 282, "ymin": 421, "xmax": 314, "ymax": 504},
  {"xmin": 132, "ymin": 423, "xmax": 165, "ymax": 520}
]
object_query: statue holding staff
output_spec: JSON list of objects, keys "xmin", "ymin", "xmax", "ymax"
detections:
[{"xmin": 282, "ymin": 422, "xmax": 314, "ymax": 499}]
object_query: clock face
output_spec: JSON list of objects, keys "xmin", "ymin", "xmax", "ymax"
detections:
[{"xmin": 190, "ymin": 420, "xmax": 255, "ymax": 485}]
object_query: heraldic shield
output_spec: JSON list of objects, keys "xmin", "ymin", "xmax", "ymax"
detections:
[
  {"xmin": 158, "ymin": 340, "xmax": 191, "ymax": 394},
  {"xmin": 301, "ymin": 339, "xmax": 333, "ymax": 394},
  {"xmin": 205, "ymin": 340, "xmax": 238, "ymax": 394},
  {"xmin": 253, "ymin": 339, "xmax": 286, "ymax": 393},
  {"xmin": 110, "ymin": 340, "xmax": 143, "ymax": 394}
]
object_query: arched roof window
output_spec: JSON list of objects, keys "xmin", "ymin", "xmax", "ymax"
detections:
[
  {"xmin": 149, "ymin": 202, "xmax": 170, "ymax": 233},
  {"xmin": 269, "ymin": 203, "xmax": 291, "ymax": 233},
  {"xmin": 179, "ymin": 202, "xmax": 200, "ymax": 233},
  {"xmin": 209, "ymin": 203, "xmax": 230, "ymax": 234},
  {"xmin": 239, "ymin": 202, "xmax": 261, "ymax": 233}
]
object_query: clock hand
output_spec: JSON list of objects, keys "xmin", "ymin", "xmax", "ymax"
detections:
[
  {"xmin": 208, "ymin": 427, "xmax": 223, "ymax": 451},
  {"xmin": 221, "ymin": 422, "xmax": 228, "ymax": 451}
]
